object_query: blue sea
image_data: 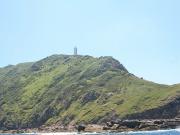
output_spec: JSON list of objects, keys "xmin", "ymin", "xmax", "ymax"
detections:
[{"xmin": 1, "ymin": 129, "xmax": 180, "ymax": 135}]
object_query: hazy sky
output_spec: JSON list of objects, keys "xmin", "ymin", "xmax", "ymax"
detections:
[{"xmin": 0, "ymin": 0, "xmax": 179, "ymax": 85}]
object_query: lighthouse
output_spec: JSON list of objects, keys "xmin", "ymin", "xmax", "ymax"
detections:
[{"xmin": 74, "ymin": 46, "xmax": 77, "ymax": 55}]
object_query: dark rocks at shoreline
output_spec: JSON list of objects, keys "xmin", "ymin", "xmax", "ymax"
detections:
[
  {"xmin": 103, "ymin": 119, "xmax": 180, "ymax": 131},
  {"xmin": 2, "ymin": 119, "xmax": 180, "ymax": 133},
  {"xmin": 75, "ymin": 125, "xmax": 86, "ymax": 132}
]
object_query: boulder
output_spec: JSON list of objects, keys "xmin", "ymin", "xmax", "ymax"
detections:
[{"xmin": 76, "ymin": 125, "xmax": 86, "ymax": 132}]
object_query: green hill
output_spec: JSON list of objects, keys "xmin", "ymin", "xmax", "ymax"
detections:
[{"xmin": 0, "ymin": 54, "xmax": 180, "ymax": 130}]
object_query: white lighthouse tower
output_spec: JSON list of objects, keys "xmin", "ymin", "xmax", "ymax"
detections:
[{"xmin": 74, "ymin": 46, "xmax": 77, "ymax": 55}]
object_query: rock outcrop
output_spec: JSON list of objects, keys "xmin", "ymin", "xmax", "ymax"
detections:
[{"xmin": 103, "ymin": 119, "xmax": 180, "ymax": 131}]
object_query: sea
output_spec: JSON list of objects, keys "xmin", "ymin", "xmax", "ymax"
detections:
[{"xmin": 1, "ymin": 129, "xmax": 180, "ymax": 135}]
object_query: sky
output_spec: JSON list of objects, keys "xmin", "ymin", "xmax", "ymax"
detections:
[{"xmin": 0, "ymin": 0, "xmax": 179, "ymax": 85}]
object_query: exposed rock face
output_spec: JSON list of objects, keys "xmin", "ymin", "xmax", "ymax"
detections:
[
  {"xmin": 99, "ymin": 56, "xmax": 128, "ymax": 72},
  {"xmin": 103, "ymin": 119, "xmax": 180, "ymax": 131},
  {"xmin": 81, "ymin": 91, "xmax": 100, "ymax": 104},
  {"xmin": 101, "ymin": 97, "xmax": 180, "ymax": 131},
  {"xmin": 125, "ymin": 97, "xmax": 180, "ymax": 120}
]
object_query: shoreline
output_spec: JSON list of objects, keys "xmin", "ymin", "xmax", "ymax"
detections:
[
  {"xmin": 1, "ymin": 128, "xmax": 180, "ymax": 134},
  {"xmin": 1, "ymin": 119, "xmax": 180, "ymax": 134}
]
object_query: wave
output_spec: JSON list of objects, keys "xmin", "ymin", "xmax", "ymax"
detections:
[
  {"xmin": 24, "ymin": 129, "xmax": 180, "ymax": 135},
  {"xmin": 121, "ymin": 128, "xmax": 180, "ymax": 135}
]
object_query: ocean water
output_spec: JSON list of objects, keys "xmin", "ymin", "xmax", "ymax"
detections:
[{"xmin": 1, "ymin": 129, "xmax": 180, "ymax": 135}]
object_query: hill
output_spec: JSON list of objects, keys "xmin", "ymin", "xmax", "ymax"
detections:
[{"xmin": 0, "ymin": 54, "xmax": 180, "ymax": 130}]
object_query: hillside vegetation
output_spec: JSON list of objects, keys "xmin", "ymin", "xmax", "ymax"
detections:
[{"xmin": 0, "ymin": 54, "xmax": 180, "ymax": 130}]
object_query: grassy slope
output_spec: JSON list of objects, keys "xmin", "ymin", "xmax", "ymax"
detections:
[{"xmin": 0, "ymin": 54, "xmax": 180, "ymax": 129}]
